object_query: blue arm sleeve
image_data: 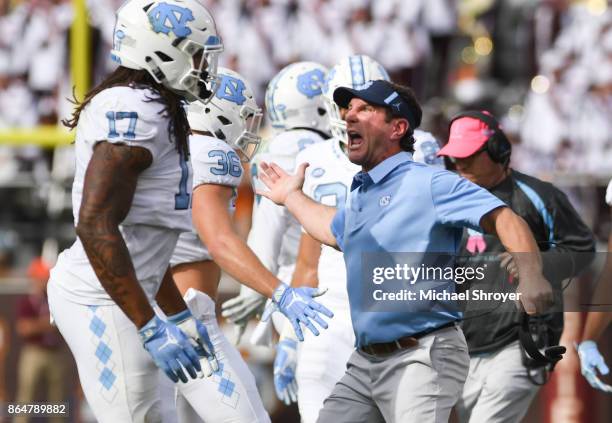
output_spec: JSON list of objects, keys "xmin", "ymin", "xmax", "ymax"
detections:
[
  {"xmin": 330, "ymin": 206, "xmax": 346, "ymax": 251},
  {"xmin": 431, "ymin": 171, "xmax": 506, "ymax": 230}
]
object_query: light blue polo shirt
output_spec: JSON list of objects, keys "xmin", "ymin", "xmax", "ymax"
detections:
[{"xmin": 331, "ymin": 151, "xmax": 506, "ymax": 347}]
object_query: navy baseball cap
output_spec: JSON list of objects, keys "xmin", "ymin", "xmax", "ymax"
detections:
[{"xmin": 333, "ymin": 80, "xmax": 420, "ymax": 129}]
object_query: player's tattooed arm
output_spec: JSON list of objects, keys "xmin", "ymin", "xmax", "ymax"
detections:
[
  {"xmin": 77, "ymin": 141, "xmax": 154, "ymax": 328},
  {"xmin": 155, "ymin": 267, "xmax": 190, "ymax": 316}
]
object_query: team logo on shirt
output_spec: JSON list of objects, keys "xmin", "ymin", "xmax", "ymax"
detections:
[
  {"xmin": 379, "ymin": 195, "xmax": 391, "ymax": 207},
  {"xmin": 311, "ymin": 168, "xmax": 325, "ymax": 178}
]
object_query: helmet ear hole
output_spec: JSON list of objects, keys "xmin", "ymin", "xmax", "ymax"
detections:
[
  {"xmin": 214, "ymin": 129, "xmax": 226, "ymax": 140},
  {"xmin": 317, "ymin": 107, "xmax": 326, "ymax": 116},
  {"xmin": 217, "ymin": 115, "xmax": 231, "ymax": 125},
  {"xmin": 155, "ymin": 51, "xmax": 173, "ymax": 62}
]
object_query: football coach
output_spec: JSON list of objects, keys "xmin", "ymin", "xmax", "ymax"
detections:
[{"xmin": 257, "ymin": 80, "xmax": 554, "ymax": 423}]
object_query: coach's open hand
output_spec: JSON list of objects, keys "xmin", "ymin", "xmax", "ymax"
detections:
[{"xmin": 257, "ymin": 162, "xmax": 308, "ymax": 205}]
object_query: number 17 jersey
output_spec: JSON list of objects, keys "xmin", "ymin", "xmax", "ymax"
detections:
[{"xmin": 51, "ymin": 86, "xmax": 192, "ymax": 305}]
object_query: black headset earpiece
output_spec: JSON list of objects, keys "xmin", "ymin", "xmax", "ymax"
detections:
[{"xmin": 449, "ymin": 111, "xmax": 511, "ymax": 165}]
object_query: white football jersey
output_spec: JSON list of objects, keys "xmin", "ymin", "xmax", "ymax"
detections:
[
  {"xmin": 413, "ymin": 129, "xmax": 444, "ymax": 167},
  {"xmin": 51, "ymin": 86, "xmax": 192, "ymax": 305},
  {"xmin": 248, "ymin": 129, "xmax": 326, "ymax": 280},
  {"xmin": 171, "ymin": 134, "xmax": 243, "ymax": 266},
  {"xmin": 297, "ymin": 138, "xmax": 359, "ymax": 306},
  {"xmin": 607, "ymin": 178, "xmax": 612, "ymax": 207}
]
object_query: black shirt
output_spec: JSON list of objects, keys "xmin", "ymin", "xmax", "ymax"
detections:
[{"xmin": 459, "ymin": 170, "xmax": 595, "ymax": 355}]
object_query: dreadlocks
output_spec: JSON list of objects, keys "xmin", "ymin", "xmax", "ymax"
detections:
[{"xmin": 62, "ymin": 66, "xmax": 190, "ymax": 157}]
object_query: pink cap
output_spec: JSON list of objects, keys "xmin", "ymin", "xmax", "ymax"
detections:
[{"xmin": 437, "ymin": 116, "xmax": 495, "ymax": 159}]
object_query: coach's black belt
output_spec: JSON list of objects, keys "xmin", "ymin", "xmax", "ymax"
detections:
[{"xmin": 359, "ymin": 321, "xmax": 456, "ymax": 356}]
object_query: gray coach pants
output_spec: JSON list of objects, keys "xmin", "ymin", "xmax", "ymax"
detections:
[
  {"xmin": 317, "ymin": 325, "xmax": 469, "ymax": 423},
  {"xmin": 455, "ymin": 341, "xmax": 539, "ymax": 423}
]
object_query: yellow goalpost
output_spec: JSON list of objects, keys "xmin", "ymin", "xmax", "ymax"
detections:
[{"xmin": 0, "ymin": 0, "xmax": 89, "ymax": 147}]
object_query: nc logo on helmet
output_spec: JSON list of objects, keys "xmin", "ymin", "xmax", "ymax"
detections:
[
  {"xmin": 297, "ymin": 69, "xmax": 325, "ymax": 99},
  {"xmin": 148, "ymin": 2, "xmax": 194, "ymax": 38},
  {"xmin": 215, "ymin": 76, "xmax": 247, "ymax": 105}
]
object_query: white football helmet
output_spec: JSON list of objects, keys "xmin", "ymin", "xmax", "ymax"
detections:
[
  {"xmin": 322, "ymin": 55, "xmax": 390, "ymax": 143},
  {"xmin": 187, "ymin": 67, "xmax": 263, "ymax": 161},
  {"xmin": 413, "ymin": 130, "xmax": 444, "ymax": 168},
  {"xmin": 111, "ymin": 0, "xmax": 223, "ymax": 103},
  {"xmin": 264, "ymin": 61, "xmax": 330, "ymax": 133}
]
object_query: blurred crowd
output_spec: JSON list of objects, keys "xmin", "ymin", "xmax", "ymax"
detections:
[
  {"xmin": 0, "ymin": 0, "xmax": 610, "ymax": 181},
  {"xmin": 0, "ymin": 0, "xmax": 611, "ymax": 420},
  {"xmin": 519, "ymin": 0, "xmax": 612, "ymax": 178},
  {"xmin": 0, "ymin": 1, "xmax": 610, "ymax": 255}
]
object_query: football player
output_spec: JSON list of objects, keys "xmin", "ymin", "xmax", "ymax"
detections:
[
  {"xmin": 163, "ymin": 67, "xmax": 271, "ymax": 421},
  {"xmin": 221, "ymin": 61, "xmax": 332, "ymax": 343},
  {"xmin": 173, "ymin": 59, "xmax": 332, "ymax": 371},
  {"xmin": 272, "ymin": 55, "xmax": 445, "ymax": 420},
  {"xmin": 47, "ymin": 1, "xmax": 223, "ymax": 421},
  {"xmin": 577, "ymin": 178, "xmax": 612, "ymax": 393}
]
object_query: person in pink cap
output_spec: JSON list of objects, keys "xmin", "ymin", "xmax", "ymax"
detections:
[
  {"xmin": 438, "ymin": 111, "xmax": 595, "ymax": 423},
  {"xmin": 437, "ymin": 111, "xmax": 511, "ymax": 188}
]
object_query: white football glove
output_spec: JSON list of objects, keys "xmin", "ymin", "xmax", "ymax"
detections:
[{"xmin": 221, "ymin": 285, "xmax": 267, "ymax": 344}]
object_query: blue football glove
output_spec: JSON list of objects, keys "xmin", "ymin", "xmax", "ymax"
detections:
[
  {"xmin": 168, "ymin": 309, "xmax": 219, "ymax": 377},
  {"xmin": 577, "ymin": 341, "xmax": 612, "ymax": 393},
  {"xmin": 274, "ymin": 338, "xmax": 298, "ymax": 405},
  {"xmin": 262, "ymin": 283, "xmax": 333, "ymax": 341},
  {"xmin": 138, "ymin": 315, "xmax": 202, "ymax": 383}
]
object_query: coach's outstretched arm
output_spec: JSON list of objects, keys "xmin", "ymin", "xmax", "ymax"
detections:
[
  {"xmin": 481, "ymin": 207, "xmax": 554, "ymax": 315},
  {"xmin": 258, "ymin": 162, "xmax": 338, "ymax": 248}
]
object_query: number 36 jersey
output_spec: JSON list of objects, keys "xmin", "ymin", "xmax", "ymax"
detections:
[
  {"xmin": 51, "ymin": 86, "xmax": 192, "ymax": 305},
  {"xmin": 170, "ymin": 134, "xmax": 243, "ymax": 266}
]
